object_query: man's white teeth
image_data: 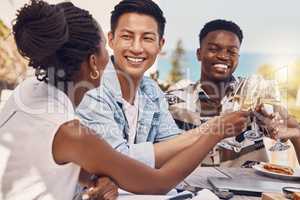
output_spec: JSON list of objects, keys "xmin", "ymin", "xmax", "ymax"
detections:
[
  {"xmin": 214, "ymin": 64, "xmax": 228, "ymax": 69},
  {"xmin": 127, "ymin": 57, "xmax": 144, "ymax": 63}
]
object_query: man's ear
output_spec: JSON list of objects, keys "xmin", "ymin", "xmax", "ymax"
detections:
[
  {"xmin": 108, "ymin": 31, "xmax": 114, "ymax": 49},
  {"xmin": 158, "ymin": 37, "xmax": 165, "ymax": 52},
  {"xmin": 196, "ymin": 47, "xmax": 202, "ymax": 61}
]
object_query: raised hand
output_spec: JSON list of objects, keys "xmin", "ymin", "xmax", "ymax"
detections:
[{"xmin": 254, "ymin": 104, "xmax": 300, "ymax": 140}]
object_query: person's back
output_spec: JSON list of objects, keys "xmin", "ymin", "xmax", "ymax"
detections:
[
  {"xmin": 0, "ymin": 0, "xmax": 106, "ymax": 198},
  {"xmin": 0, "ymin": 78, "xmax": 79, "ymax": 200}
]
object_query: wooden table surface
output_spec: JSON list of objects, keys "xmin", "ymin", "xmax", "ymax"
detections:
[{"xmin": 184, "ymin": 167, "xmax": 300, "ymax": 200}]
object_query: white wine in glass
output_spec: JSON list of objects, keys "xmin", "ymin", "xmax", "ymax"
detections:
[
  {"xmin": 261, "ymin": 79, "xmax": 290, "ymax": 151},
  {"xmin": 240, "ymin": 75, "xmax": 264, "ymax": 141}
]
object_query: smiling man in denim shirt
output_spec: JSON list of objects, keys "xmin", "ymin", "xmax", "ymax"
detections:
[
  {"xmin": 76, "ymin": 0, "xmax": 249, "ymax": 169},
  {"xmin": 76, "ymin": 0, "xmax": 195, "ymax": 169},
  {"xmin": 78, "ymin": 58, "xmax": 183, "ymax": 167}
]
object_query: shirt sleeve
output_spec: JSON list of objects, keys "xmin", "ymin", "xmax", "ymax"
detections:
[
  {"xmin": 19, "ymin": 98, "xmax": 76, "ymax": 167},
  {"xmin": 154, "ymin": 89, "xmax": 183, "ymax": 142},
  {"xmin": 76, "ymin": 89, "xmax": 155, "ymax": 168},
  {"xmin": 166, "ymin": 88, "xmax": 203, "ymax": 131},
  {"xmin": 128, "ymin": 142, "xmax": 155, "ymax": 168}
]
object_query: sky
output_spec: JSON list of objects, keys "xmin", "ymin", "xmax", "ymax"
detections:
[
  {"xmin": 2, "ymin": 0, "xmax": 300, "ymax": 55},
  {"xmin": 160, "ymin": 0, "xmax": 300, "ymax": 55},
  {"xmin": 1, "ymin": 0, "xmax": 120, "ymax": 34}
]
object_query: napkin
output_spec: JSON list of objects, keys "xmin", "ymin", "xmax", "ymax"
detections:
[{"xmin": 194, "ymin": 189, "xmax": 219, "ymax": 200}]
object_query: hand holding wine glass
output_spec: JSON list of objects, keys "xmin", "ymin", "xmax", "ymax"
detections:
[
  {"xmin": 238, "ymin": 75, "xmax": 264, "ymax": 141},
  {"xmin": 218, "ymin": 75, "xmax": 263, "ymax": 152},
  {"xmin": 255, "ymin": 104, "xmax": 300, "ymax": 138},
  {"xmin": 256, "ymin": 79, "xmax": 290, "ymax": 151}
]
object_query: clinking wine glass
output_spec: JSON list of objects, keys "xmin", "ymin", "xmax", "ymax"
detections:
[
  {"xmin": 239, "ymin": 75, "xmax": 264, "ymax": 141},
  {"xmin": 218, "ymin": 75, "xmax": 263, "ymax": 152},
  {"xmin": 260, "ymin": 80, "xmax": 290, "ymax": 151}
]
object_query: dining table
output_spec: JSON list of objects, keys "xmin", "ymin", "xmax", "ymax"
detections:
[{"xmin": 183, "ymin": 166, "xmax": 300, "ymax": 200}]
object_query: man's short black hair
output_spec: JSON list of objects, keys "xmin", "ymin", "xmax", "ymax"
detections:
[
  {"xmin": 199, "ymin": 19, "xmax": 243, "ymax": 44},
  {"xmin": 110, "ymin": 0, "xmax": 166, "ymax": 39}
]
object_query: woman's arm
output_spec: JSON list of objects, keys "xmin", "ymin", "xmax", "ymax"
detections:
[
  {"xmin": 153, "ymin": 111, "xmax": 248, "ymax": 168},
  {"xmin": 53, "ymin": 111, "xmax": 248, "ymax": 194}
]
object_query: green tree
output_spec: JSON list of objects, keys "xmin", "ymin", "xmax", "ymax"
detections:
[{"xmin": 168, "ymin": 39, "xmax": 185, "ymax": 84}]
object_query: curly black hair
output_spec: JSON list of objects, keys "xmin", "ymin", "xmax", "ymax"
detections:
[
  {"xmin": 110, "ymin": 0, "xmax": 166, "ymax": 39},
  {"xmin": 12, "ymin": 0, "xmax": 101, "ymax": 88},
  {"xmin": 199, "ymin": 19, "xmax": 243, "ymax": 44}
]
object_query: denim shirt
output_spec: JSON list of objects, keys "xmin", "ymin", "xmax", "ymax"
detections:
[{"xmin": 76, "ymin": 59, "xmax": 181, "ymax": 168}]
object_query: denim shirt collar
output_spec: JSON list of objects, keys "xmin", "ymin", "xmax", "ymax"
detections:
[
  {"xmin": 139, "ymin": 78, "xmax": 160, "ymax": 102},
  {"xmin": 102, "ymin": 56, "xmax": 160, "ymax": 105},
  {"xmin": 102, "ymin": 57, "xmax": 123, "ymax": 104},
  {"xmin": 101, "ymin": 56, "xmax": 162, "ymax": 143}
]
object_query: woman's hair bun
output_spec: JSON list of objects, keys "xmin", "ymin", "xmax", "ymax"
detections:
[{"xmin": 13, "ymin": 0, "xmax": 69, "ymax": 68}]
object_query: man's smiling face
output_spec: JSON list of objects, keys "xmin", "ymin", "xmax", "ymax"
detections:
[
  {"xmin": 197, "ymin": 30, "xmax": 240, "ymax": 82},
  {"xmin": 108, "ymin": 12, "xmax": 164, "ymax": 81}
]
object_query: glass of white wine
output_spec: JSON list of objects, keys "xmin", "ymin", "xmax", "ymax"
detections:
[
  {"xmin": 239, "ymin": 75, "xmax": 264, "ymax": 141},
  {"xmin": 218, "ymin": 75, "xmax": 263, "ymax": 152},
  {"xmin": 260, "ymin": 79, "xmax": 290, "ymax": 151}
]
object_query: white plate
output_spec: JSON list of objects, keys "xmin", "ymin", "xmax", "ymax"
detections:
[{"xmin": 253, "ymin": 162, "xmax": 300, "ymax": 181}]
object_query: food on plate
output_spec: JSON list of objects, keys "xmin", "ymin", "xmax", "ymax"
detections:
[{"xmin": 263, "ymin": 163, "xmax": 294, "ymax": 175}]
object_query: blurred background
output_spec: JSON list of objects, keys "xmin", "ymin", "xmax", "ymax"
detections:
[{"xmin": 0, "ymin": 0, "xmax": 299, "ymax": 168}]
